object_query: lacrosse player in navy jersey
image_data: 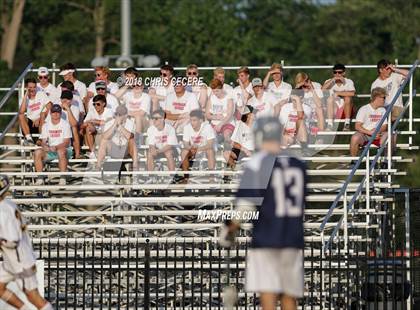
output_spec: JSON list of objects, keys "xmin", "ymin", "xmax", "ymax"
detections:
[{"xmin": 220, "ymin": 117, "xmax": 307, "ymax": 310}]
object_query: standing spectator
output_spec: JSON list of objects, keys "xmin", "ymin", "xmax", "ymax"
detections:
[
  {"xmin": 146, "ymin": 109, "xmax": 178, "ymax": 173},
  {"xmin": 322, "ymin": 64, "xmax": 356, "ymax": 130},
  {"xmin": 0, "ymin": 175, "xmax": 54, "ymax": 310},
  {"xmin": 371, "ymin": 59, "xmax": 409, "ymax": 121},
  {"xmin": 205, "ymin": 78, "xmax": 235, "ymax": 145},
  {"xmin": 163, "ymin": 77, "xmax": 200, "ymax": 133},
  {"xmin": 85, "ymin": 66, "xmax": 119, "ymax": 106},
  {"xmin": 81, "ymin": 95, "xmax": 114, "ymax": 159},
  {"xmin": 220, "ymin": 117, "xmax": 307, "ymax": 310},
  {"xmin": 58, "ymin": 62, "xmax": 87, "ymax": 100},
  {"xmin": 149, "ymin": 64, "xmax": 175, "ymax": 111},
  {"xmin": 115, "ymin": 67, "xmax": 151, "ymax": 147},
  {"xmin": 232, "ymin": 66, "xmax": 254, "ymax": 114},
  {"xmin": 185, "ymin": 64, "xmax": 207, "ymax": 109},
  {"xmin": 278, "ymin": 93, "xmax": 308, "ymax": 147},
  {"xmin": 247, "ymin": 78, "xmax": 279, "ymax": 118},
  {"xmin": 223, "ymin": 105, "xmax": 256, "ymax": 182},
  {"xmin": 18, "ymin": 78, "xmax": 51, "ymax": 145},
  {"xmin": 96, "ymin": 105, "xmax": 139, "ymax": 171},
  {"xmin": 87, "ymin": 81, "xmax": 119, "ymax": 113},
  {"xmin": 263, "ymin": 63, "xmax": 292, "ymax": 104},
  {"xmin": 36, "ymin": 66, "xmax": 59, "ymax": 101},
  {"xmin": 294, "ymin": 72, "xmax": 325, "ymax": 138},
  {"xmin": 350, "ymin": 87, "xmax": 389, "ymax": 157},
  {"xmin": 34, "ymin": 104, "xmax": 72, "ymax": 185},
  {"xmin": 177, "ymin": 110, "xmax": 216, "ymax": 183}
]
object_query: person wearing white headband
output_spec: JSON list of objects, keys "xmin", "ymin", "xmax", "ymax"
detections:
[{"xmin": 58, "ymin": 62, "xmax": 87, "ymax": 101}]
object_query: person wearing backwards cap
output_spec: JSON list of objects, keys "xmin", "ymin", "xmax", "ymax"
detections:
[
  {"xmin": 247, "ymin": 77, "xmax": 280, "ymax": 119},
  {"xmin": 34, "ymin": 104, "xmax": 72, "ymax": 186},
  {"xmin": 36, "ymin": 67, "xmax": 59, "ymax": 101},
  {"xmin": 0, "ymin": 175, "xmax": 55, "ymax": 310},
  {"xmin": 58, "ymin": 62, "xmax": 87, "ymax": 100},
  {"xmin": 87, "ymin": 80, "xmax": 119, "ymax": 113},
  {"xmin": 84, "ymin": 66, "xmax": 119, "ymax": 107}
]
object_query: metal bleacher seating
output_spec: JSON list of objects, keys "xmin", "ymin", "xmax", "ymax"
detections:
[{"xmin": 0, "ymin": 62, "xmax": 418, "ymax": 309}]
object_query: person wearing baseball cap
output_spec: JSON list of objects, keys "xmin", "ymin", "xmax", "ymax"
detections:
[
  {"xmin": 247, "ymin": 77, "xmax": 279, "ymax": 119},
  {"xmin": 36, "ymin": 66, "xmax": 59, "ymax": 101},
  {"xmin": 58, "ymin": 62, "xmax": 88, "ymax": 102},
  {"xmin": 86, "ymin": 80, "xmax": 119, "ymax": 113}
]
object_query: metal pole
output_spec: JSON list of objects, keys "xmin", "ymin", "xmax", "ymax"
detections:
[
  {"xmin": 121, "ymin": 0, "xmax": 131, "ymax": 57},
  {"xmin": 52, "ymin": 62, "xmax": 56, "ymax": 86},
  {"xmin": 409, "ymin": 77, "xmax": 413, "ymax": 147},
  {"xmin": 404, "ymin": 189, "xmax": 411, "ymax": 310}
]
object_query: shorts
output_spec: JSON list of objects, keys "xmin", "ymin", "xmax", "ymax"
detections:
[
  {"xmin": 230, "ymin": 147, "xmax": 248, "ymax": 161},
  {"xmin": 109, "ymin": 142, "xmax": 129, "ymax": 159},
  {"xmin": 211, "ymin": 123, "xmax": 235, "ymax": 135},
  {"xmin": 27, "ymin": 119, "xmax": 40, "ymax": 135},
  {"xmin": 335, "ymin": 105, "xmax": 356, "ymax": 119},
  {"xmin": 354, "ymin": 132, "xmax": 388, "ymax": 147},
  {"xmin": 0, "ymin": 264, "xmax": 38, "ymax": 291},
  {"xmin": 45, "ymin": 147, "xmax": 73, "ymax": 161},
  {"xmin": 246, "ymin": 248, "xmax": 304, "ymax": 297}
]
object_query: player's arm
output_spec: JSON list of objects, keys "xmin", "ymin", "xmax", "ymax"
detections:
[
  {"xmin": 335, "ymin": 90, "xmax": 355, "ymax": 97},
  {"xmin": 164, "ymin": 110, "xmax": 180, "ymax": 121},
  {"xmin": 355, "ymin": 122, "xmax": 374, "ymax": 136}
]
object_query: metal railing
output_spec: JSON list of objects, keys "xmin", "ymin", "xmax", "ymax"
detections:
[{"xmin": 319, "ymin": 60, "xmax": 420, "ymax": 251}]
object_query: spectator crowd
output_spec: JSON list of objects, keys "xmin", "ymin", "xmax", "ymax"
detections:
[{"xmin": 18, "ymin": 60, "xmax": 408, "ymax": 184}]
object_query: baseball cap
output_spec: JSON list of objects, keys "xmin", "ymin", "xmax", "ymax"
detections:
[
  {"xmin": 38, "ymin": 67, "xmax": 49, "ymax": 76},
  {"xmin": 60, "ymin": 90, "xmax": 73, "ymax": 100},
  {"xmin": 95, "ymin": 80, "xmax": 107, "ymax": 89},
  {"xmin": 51, "ymin": 104, "xmax": 62, "ymax": 113},
  {"xmin": 251, "ymin": 77, "xmax": 263, "ymax": 87}
]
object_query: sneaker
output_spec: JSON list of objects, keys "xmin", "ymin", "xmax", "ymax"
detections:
[
  {"xmin": 59, "ymin": 177, "xmax": 66, "ymax": 186},
  {"xmin": 88, "ymin": 152, "xmax": 96, "ymax": 160},
  {"xmin": 223, "ymin": 176, "xmax": 232, "ymax": 184},
  {"xmin": 326, "ymin": 124, "xmax": 334, "ymax": 131},
  {"xmin": 35, "ymin": 178, "xmax": 44, "ymax": 186},
  {"xmin": 343, "ymin": 123, "xmax": 351, "ymax": 131},
  {"xmin": 23, "ymin": 137, "xmax": 35, "ymax": 146},
  {"xmin": 171, "ymin": 175, "xmax": 187, "ymax": 184}
]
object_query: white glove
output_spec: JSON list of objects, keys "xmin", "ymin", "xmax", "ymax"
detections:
[{"xmin": 219, "ymin": 225, "xmax": 235, "ymax": 248}]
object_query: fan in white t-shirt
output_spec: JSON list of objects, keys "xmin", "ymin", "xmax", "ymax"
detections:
[
  {"xmin": 96, "ymin": 105, "xmax": 138, "ymax": 171},
  {"xmin": 175, "ymin": 110, "xmax": 216, "ymax": 184},
  {"xmin": 294, "ymin": 72, "xmax": 325, "ymax": 137},
  {"xmin": 262, "ymin": 63, "xmax": 292, "ymax": 104},
  {"xmin": 87, "ymin": 80, "xmax": 119, "ymax": 113},
  {"xmin": 370, "ymin": 59, "xmax": 409, "ymax": 121},
  {"xmin": 36, "ymin": 66, "xmax": 59, "ymax": 102},
  {"xmin": 162, "ymin": 79, "xmax": 199, "ymax": 133},
  {"xmin": 57, "ymin": 80, "xmax": 86, "ymax": 119},
  {"xmin": 148, "ymin": 64, "xmax": 175, "ymax": 112},
  {"xmin": 247, "ymin": 77, "xmax": 280, "ymax": 119},
  {"xmin": 146, "ymin": 109, "xmax": 178, "ymax": 172},
  {"xmin": 84, "ymin": 66, "xmax": 118, "ymax": 107},
  {"xmin": 18, "ymin": 78, "xmax": 52, "ymax": 145},
  {"xmin": 322, "ymin": 64, "xmax": 356, "ymax": 130},
  {"xmin": 185, "ymin": 64, "xmax": 208, "ymax": 109},
  {"xmin": 206, "ymin": 78, "xmax": 236, "ymax": 144},
  {"xmin": 223, "ymin": 105, "xmax": 256, "ymax": 182},
  {"xmin": 211, "ymin": 67, "xmax": 235, "ymax": 100},
  {"xmin": 58, "ymin": 62, "xmax": 88, "ymax": 100},
  {"xmin": 81, "ymin": 94, "xmax": 114, "ymax": 158},
  {"xmin": 350, "ymin": 87, "xmax": 390, "ymax": 157},
  {"xmin": 34, "ymin": 104, "xmax": 72, "ymax": 184},
  {"xmin": 278, "ymin": 95, "xmax": 308, "ymax": 146},
  {"xmin": 232, "ymin": 67, "xmax": 254, "ymax": 114}
]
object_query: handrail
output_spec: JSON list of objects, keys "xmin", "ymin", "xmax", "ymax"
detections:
[
  {"xmin": 0, "ymin": 63, "xmax": 33, "ymax": 143},
  {"xmin": 319, "ymin": 59, "xmax": 419, "ymax": 247}
]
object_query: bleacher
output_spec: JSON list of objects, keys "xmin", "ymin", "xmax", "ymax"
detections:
[{"xmin": 0, "ymin": 62, "xmax": 419, "ymax": 309}]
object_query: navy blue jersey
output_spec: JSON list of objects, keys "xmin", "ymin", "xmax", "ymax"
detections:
[{"xmin": 235, "ymin": 151, "xmax": 307, "ymax": 249}]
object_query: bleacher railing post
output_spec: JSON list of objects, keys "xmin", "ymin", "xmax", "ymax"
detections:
[
  {"xmin": 387, "ymin": 113, "xmax": 392, "ymax": 184},
  {"xmin": 344, "ymin": 190, "xmax": 348, "ymax": 253},
  {"xmin": 366, "ymin": 149, "xmax": 370, "ymax": 226},
  {"xmin": 52, "ymin": 62, "xmax": 56, "ymax": 86},
  {"xmin": 409, "ymin": 76, "xmax": 413, "ymax": 147}
]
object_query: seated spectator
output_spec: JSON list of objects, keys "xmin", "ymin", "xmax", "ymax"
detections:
[
  {"xmin": 371, "ymin": 59, "xmax": 409, "ymax": 121},
  {"xmin": 18, "ymin": 78, "xmax": 52, "ymax": 145},
  {"xmin": 80, "ymin": 94, "xmax": 114, "ymax": 159},
  {"xmin": 88, "ymin": 81, "xmax": 119, "ymax": 113},
  {"xmin": 205, "ymin": 78, "xmax": 235, "ymax": 145},
  {"xmin": 163, "ymin": 77, "xmax": 200, "ymax": 133},
  {"xmin": 294, "ymin": 72, "xmax": 325, "ymax": 139},
  {"xmin": 223, "ymin": 105, "xmax": 255, "ymax": 177},
  {"xmin": 115, "ymin": 67, "xmax": 151, "ymax": 147},
  {"xmin": 322, "ymin": 63, "xmax": 356, "ymax": 130},
  {"xmin": 185, "ymin": 64, "xmax": 207, "ymax": 109},
  {"xmin": 59, "ymin": 80, "xmax": 85, "ymax": 119},
  {"xmin": 34, "ymin": 104, "xmax": 72, "ymax": 186},
  {"xmin": 58, "ymin": 62, "xmax": 87, "ymax": 100},
  {"xmin": 36, "ymin": 66, "xmax": 59, "ymax": 101},
  {"xmin": 96, "ymin": 105, "xmax": 138, "ymax": 171},
  {"xmin": 85, "ymin": 66, "xmax": 119, "ymax": 106},
  {"xmin": 177, "ymin": 110, "xmax": 216, "ymax": 183},
  {"xmin": 350, "ymin": 87, "xmax": 390, "ymax": 157},
  {"xmin": 149, "ymin": 64, "xmax": 175, "ymax": 112},
  {"xmin": 278, "ymin": 93, "xmax": 308, "ymax": 146},
  {"xmin": 212, "ymin": 67, "xmax": 234, "ymax": 98},
  {"xmin": 263, "ymin": 63, "xmax": 292, "ymax": 103},
  {"xmin": 247, "ymin": 77, "xmax": 279, "ymax": 118},
  {"xmin": 146, "ymin": 109, "xmax": 178, "ymax": 173},
  {"xmin": 232, "ymin": 66, "xmax": 254, "ymax": 114}
]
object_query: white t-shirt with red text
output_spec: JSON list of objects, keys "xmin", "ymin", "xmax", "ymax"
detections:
[
  {"xmin": 163, "ymin": 91, "xmax": 199, "ymax": 115},
  {"xmin": 122, "ymin": 91, "xmax": 151, "ymax": 114},
  {"xmin": 325, "ymin": 78, "xmax": 356, "ymax": 108},
  {"xmin": 247, "ymin": 92, "xmax": 278, "ymax": 118},
  {"xmin": 182, "ymin": 122, "xmax": 215, "ymax": 148},
  {"xmin": 146, "ymin": 123, "xmax": 178, "ymax": 150},
  {"xmin": 40, "ymin": 118, "xmax": 72, "ymax": 147},
  {"xmin": 371, "ymin": 73, "xmax": 404, "ymax": 107},
  {"xmin": 279, "ymin": 102, "xmax": 301, "ymax": 134},
  {"xmin": 25, "ymin": 92, "xmax": 50, "ymax": 121},
  {"xmin": 84, "ymin": 107, "xmax": 114, "ymax": 132},
  {"xmin": 231, "ymin": 121, "xmax": 254, "ymax": 151},
  {"xmin": 355, "ymin": 103, "xmax": 387, "ymax": 131},
  {"xmin": 267, "ymin": 81, "xmax": 292, "ymax": 102},
  {"xmin": 232, "ymin": 83, "xmax": 254, "ymax": 108},
  {"xmin": 207, "ymin": 93, "xmax": 235, "ymax": 126}
]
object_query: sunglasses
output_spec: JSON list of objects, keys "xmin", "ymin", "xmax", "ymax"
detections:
[
  {"xmin": 333, "ymin": 70, "xmax": 344, "ymax": 74},
  {"xmin": 96, "ymin": 87, "xmax": 106, "ymax": 91},
  {"xmin": 187, "ymin": 71, "xmax": 198, "ymax": 76},
  {"xmin": 93, "ymin": 102, "xmax": 103, "ymax": 106},
  {"xmin": 51, "ymin": 111, "xmax": 61, "ymax": 114},
  {"xmin": 152, "ymin": 116, "xmax": 162, "ymax": 120},
  {"xmin": 38, "ymin": 76, "xmax": 48, "ymax": 79},
  {"xmin": 160, "ymin": 72, "xmax": 168, "ymax": 77}
]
